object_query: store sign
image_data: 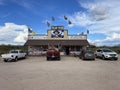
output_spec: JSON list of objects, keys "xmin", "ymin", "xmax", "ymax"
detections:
[
  {"xmin": 51, "ymin": 26, "xmax": 64, "ymax": 30},
  {"xmin": 50, "ymin": 26, "xmax": 64, "ymax": 38},
  {"xmin": 51, "ymin": 30, "xmax": 64, "ymax": 38}
]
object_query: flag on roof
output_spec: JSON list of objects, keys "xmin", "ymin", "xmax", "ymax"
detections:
[
  {"xmin": 68, "ymin": 20, "xmax": 72, "ymax": 24},
  {"xmin": 28, "ymin": 28, "xmax": 32, "ymax": 33},
  {"xmin": 46, "ymin": 21, "xmax": 50, "ymax": 27},
  {"xmin": 64, "ymin": 15, "xmax": 68, "ymax": 20},
  {"xmin": 51, "ymin": 16, "xmax": 55, "ymax": 21},
  {"xmin": 28, "ymin": 28, "xmax": 36, "ymax": 35},
  {"xmin": 87, "ymin": 30, "xmax": 89, "ymax": 34},
  {"xmin": 32, "ymin": 31, "xmax": 36, "ymax": 35}
]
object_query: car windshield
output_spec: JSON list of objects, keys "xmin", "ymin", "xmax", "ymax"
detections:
[
  {"xmin": 103, "ymin": 49, "xmax": 113, "ymax": 52},
  {"xmin": 85, "ymin": 50, "xmax": 94, "ymax": 54}
]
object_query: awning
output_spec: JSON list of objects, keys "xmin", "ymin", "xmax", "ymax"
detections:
[{"xmin": 24, "ymin": 39, "xmax": 89, "ymax": 46}]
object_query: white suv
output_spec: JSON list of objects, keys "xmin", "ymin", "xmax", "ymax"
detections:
[{"xmin": 95, "ymin": 48, "xmax": 118, "ymax": 60}]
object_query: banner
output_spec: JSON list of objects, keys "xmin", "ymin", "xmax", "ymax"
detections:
[{"xmin": 51, "ymin": 30, "xmax": 64, "ymax": 38}]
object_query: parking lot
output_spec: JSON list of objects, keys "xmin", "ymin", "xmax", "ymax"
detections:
[{"xmin": 0, "ymin": 55, "xmax": 120, "ymax": 90}]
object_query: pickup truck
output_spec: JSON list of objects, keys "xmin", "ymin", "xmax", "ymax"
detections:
[
  {"xmin": 46, "ymin": 49, "xmax": 60, "ymax": 61},
  {"xmin": 1, "ymin": 50, "xmax": 27, "ymax": 62}
]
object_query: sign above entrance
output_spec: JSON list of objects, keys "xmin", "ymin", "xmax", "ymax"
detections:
[
  {"xmin": 51, "ymin": 30, "xmax": 64, "ymax": 38},
  {"xmin": 47, "ymin": 26, "xmax": 68, "ymax": 39},
  {"xmin": 51, "ymin": 26, "xmax": 64, "ymax": 30}
]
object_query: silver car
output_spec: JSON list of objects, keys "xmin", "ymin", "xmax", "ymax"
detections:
[
  {"xmin": 95, "ymin": 48, "xmax": 118, "ymax": 60},
  {"xmin": 79, "ymin": 50, "xmax": 95, "ymax": 60}
]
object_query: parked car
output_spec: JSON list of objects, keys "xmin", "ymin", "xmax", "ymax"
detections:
[
  {"xmin": 1, "ymin": 50, "xmax": 27, "ymax": 62},
  {"xmin": 46, "ymin": 49, "xmax": 60, "ymax": 60},
  {"xmin": 95, "ymin": 48, "xmax": 118, "ymax": 60},
  {"xmin": 79, "ymin": 50, "xmax": 95, "ymax": 60}
]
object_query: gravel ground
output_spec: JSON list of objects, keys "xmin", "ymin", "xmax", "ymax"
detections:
[{"xmin": 0, "ymin": 55, "xmax": 120, "ymax": 90}]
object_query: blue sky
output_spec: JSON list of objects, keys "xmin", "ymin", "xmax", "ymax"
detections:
[{"xmin": 0, "ymin": 0, "xmax": 120, "ymax": 46}]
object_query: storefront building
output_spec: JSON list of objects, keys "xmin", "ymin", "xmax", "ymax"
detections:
[{"xmin": 24, "ymin": 26, "xmax": 89, "ymax": 56}]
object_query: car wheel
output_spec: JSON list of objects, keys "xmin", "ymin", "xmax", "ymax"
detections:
[
  {"xmin": 114, "ymin": 58, "xmax": 118, "ymax": 60},
  {"xmin": 14, "ymin": 57, "xmax": 18, "ymax": 62},
  {"xmin": 24, "ymin": 55, "xmax": 26, "ymax": 59},
  {"xmin": 4, "ymin": 59, "xmax": 8, "ymax": 62},
  {"xmin": 58, "ymin": 57, "xmax": 61, "ymax": 60},
  {"xmin": 47, "ymin": 57, "xmax": 50, "ymax": 61},
  {"xmin": 81, "ymin": 56, "xmax": 85, "ymax": 60},
  {"xmin": 102, "ymin": 55, "xmax": 106, "ymax": 60},
  {"xmin": 95, "ymin": 54, "xmax": 98, "ymax": 58},
  {"xmin": 92, "ymin": 58, "xmax": 95, "ymax": 60}
]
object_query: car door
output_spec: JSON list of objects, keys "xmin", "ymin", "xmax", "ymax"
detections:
[
  {"xmin": 99, "ymin": 50, "xmax": 103, "ymax": 57},
  {"xmin": 96, "ymin": 49, "xmax": 102, "ymax": 57}
]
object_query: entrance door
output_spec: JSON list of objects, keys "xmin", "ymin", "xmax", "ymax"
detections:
[{"xmin": 65, "ymin": 46, "xmax": 70, "ymax": 55}]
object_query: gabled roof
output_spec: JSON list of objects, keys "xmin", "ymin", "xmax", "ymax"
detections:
[{"xmin": 24, "ymin": 39, "xmax": 89, "ymax": 46}]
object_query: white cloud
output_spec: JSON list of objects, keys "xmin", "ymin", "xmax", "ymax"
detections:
[
  {"xmin": 94, "ymin": 33, "xmax": 120, "ymax": 46},
  {"xmin": 69, "ymin": 0, "xmax": 120, "ymax": 46},
  {"xmin": 0, "ymin": 23, "xmax": 28, "ymax": 45},
  {"xmin": 69, "ymin": 12, "xmax": 93, "ymax": 27},
  {"xmin": 14, "ymin": 32, "xmax": 27, "ymax": 43},
  {"xmin": 107, "ymin": 33, "xmax": 120, "ymax": 39},
  {"xmin": 89, "ymin": 5, "xmax": 109, "ymax": 21}
]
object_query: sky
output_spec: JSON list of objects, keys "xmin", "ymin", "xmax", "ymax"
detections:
[{"xmin": 0, "ymin": 0, "xmax": 120, "ymax": 46}]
